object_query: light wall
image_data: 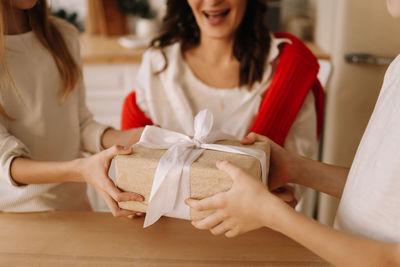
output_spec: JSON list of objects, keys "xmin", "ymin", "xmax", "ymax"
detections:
[
  {"xmin": 281, "ymin": 0, "xmax": 310, "ymax": 20},
  {"xmin": 313, "ymin": 0, "xmax": 337, "ymax": 54}
]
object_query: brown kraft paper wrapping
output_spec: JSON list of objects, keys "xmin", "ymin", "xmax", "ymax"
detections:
[{"xmin": 115, "ymin": 140, "xmax": 270, "ymax": 220}]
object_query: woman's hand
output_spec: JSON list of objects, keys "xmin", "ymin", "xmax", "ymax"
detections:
[
  {"xmin": 243, "ymin": 132, "xmax": 349, "ymax": 198},
  {"xmin": 241, "ymin": 133, "xmax": 298, "ymax": 207},
  {"xmin": 101, "ymin": 127, "xmax": 145, "ymax": 149},
  {"xmin": 76, "ymin": 145, "xmax": 144, "ymax": 218},
  {"xmin": 271, "ymin": 185, "xmax": 297, "ymax": 208},
  {"xmin": 241, "ymin": 132, "xmax": 298, "ymax": 191},
  {"xmin": 185, "ymin": 160, "xmax": 290, "ymax": 238}
]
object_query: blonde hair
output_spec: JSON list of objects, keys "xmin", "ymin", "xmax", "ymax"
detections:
[{"xmin": 0, "ymin": 0, "xmax": 81, "ymax": 119}]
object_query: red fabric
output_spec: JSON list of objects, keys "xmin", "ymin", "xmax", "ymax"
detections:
[
  {"xmin": 121, "ymin": 33, "xmax": 325, "ymax": 146},
  {"xmin": 250, "ymin": 32, "xmax": 325, "ymax": 145},
  {"xmin": 121, "ymin": 92, "xmax": 153, "ymax": 130}
]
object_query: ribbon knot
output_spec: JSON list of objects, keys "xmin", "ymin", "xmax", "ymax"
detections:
[
  {"xmin": 191, "ymin": 138, "xmax": 203, "ymax": 149},
  {"xmin": 135, "ymin": 109, "xmax": 267, "ymax": 227}
]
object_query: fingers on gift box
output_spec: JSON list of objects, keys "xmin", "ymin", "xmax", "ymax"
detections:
[{"xmin": 115, "ymin": 140, "xmax": 270, "ymax": 220}]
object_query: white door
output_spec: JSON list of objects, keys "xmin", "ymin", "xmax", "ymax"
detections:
[{"xmin": 314, "ymin": 0, "xmax": 400, "ymax": 225}]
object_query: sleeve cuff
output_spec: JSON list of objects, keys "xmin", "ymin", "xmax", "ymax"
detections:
[
  {"xmin": 5, "ymin": 155, "xmax": 29, "ymax": 188},
  {"xmin": 81, "ymin": 122, "xmax": 112, "ymax": 154}
]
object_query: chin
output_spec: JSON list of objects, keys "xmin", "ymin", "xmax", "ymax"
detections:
[
  {"xmin": 206, "ymin": 33, "xmax": 232, "ymax": 40},
  {"xmin": 202, "ymin": 27, "xmax": 235, "ymax": 41},
  {"xmin": 9, "ymin": 0, "xmax": 39, "ymax": 10}
]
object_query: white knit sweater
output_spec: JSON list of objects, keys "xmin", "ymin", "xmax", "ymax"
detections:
[{"xmin": 0, "ymin": 18, "xmax": 108, "ymax": 212}]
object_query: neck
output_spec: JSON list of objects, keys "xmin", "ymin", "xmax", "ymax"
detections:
[
  {"xmin": 2, "ymin": 4, "xmax": 31, "ymax": 35},
  {"xmin": 196, "ymin": 34, "xmax": 237, "ymax": 65}
]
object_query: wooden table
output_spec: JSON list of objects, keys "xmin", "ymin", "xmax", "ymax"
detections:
[{"xmin": 0, "ymin": 211, "xmax": 329, "ymax": 266}]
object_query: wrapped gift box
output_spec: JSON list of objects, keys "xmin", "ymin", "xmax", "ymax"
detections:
[{"xmin": 115, "ymin": 140, "xmax": 270, "ymax": 220}]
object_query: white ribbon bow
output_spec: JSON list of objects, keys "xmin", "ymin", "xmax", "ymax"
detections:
[{"xmin": 135, "ymin": 109, "xmax": 267, "ymax": 227}]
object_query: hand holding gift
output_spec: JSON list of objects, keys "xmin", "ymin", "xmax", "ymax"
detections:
[
  {"xmin": 115, "ymin": 110, "xmax": 270, "ymax": 227},
  {"xmin": 242, "ymin": 133, "xmax": 298, "ymax": 208},
  {"xmin": 185, "ymin": 133, "xmax": 300, "ymax": 237},
  {"xmin": 185, "ymin": 160, "xmax": 289, "ymax": 238},
  {"xmin": 77, "ymin": 145, "xmax": 144, "ymax": 217}
]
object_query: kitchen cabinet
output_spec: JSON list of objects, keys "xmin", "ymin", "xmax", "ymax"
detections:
[
  {"xmin": 80, "ymin": 34, "xmax": 145, "ymax": 129},
  {"xmin": 83, "ymin": 64, "xmax": 139, "ymax": 129}
]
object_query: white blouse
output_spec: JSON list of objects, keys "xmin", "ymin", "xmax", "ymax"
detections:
[{"xmin": 135, "ymin": 36, "xmax": 318, "ymax": 158}]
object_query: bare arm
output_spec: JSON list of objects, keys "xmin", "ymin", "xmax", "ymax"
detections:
[
  {"xmin": 186, "ymin": 160, "xmax": 400, "ymax": 266},
  {"xmin": 243, "ymin": 133, "xmax": 349, "ymax": 198},
  {"xmin": 288, "ymin": 152, "xmax": 349, "ymax": 198},
  {"xmin": 276, "ymin": 207, "xmax": 400, "ymax": 267},
  {"xmin": 10, "ymin": 146, "xmax": 143, "ymax": 217},
  {"xmin": 11, "ymin": 158, "xmax": 82, "ymax": 184},
  {"xmin": 101, "ymin": 128, "xmax": 144, "ymax": 149}
]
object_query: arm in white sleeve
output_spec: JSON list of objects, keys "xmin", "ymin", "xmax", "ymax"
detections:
[
  {"xmin": 78, "ymin": 77, "xmax": 110, "ymax": 154},
  {"xmin": 72, "ymin": 37, "xmax": 110, "ymax": 154},
  {"xmin": 0, "ymin": 120, "xmax": 30, "ymax": 187}
]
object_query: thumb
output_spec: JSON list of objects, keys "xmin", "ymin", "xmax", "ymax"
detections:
[{"xmin": 241, "ymin": 134, "xmax": 256, "ymax": 145}]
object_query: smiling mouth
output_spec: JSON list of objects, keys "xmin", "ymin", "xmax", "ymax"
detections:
[{"xmin": 203, "ymin": 9, "xmax": 230, "ymax": 18}]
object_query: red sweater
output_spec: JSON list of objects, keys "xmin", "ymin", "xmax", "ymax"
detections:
[{"xmin": 121, "ymin": 33, "xmax": 324, "ymax": 146}]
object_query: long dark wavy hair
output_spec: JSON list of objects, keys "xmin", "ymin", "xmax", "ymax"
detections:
[{"xmin": 151, "ymin": 0, "xmax": 271, "ymax": 89}]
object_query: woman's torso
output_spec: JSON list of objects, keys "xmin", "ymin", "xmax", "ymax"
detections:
[
  {"xmin": 0, "ymin": 19, "xmax": 90, "ymax": 211},
  {"xmin": 135, "ymin": 37, "xmax": 318, "ymax": 158},
  {"xmin": 2, "ymin": 30, "xmax": 81, "ymax": 161}
]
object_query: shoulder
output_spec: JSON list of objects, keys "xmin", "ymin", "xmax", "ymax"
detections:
[
  {"xmin": 381, "ymin": 55, "xmax": 400, "ymax": 91},
  {"xmin": 141, "ymin": 43, "xmax": 182, "ymax": 72},
  {"xmin": 385, "ymin": 55, "xmax": 400, "ymax": 78},
  {"xmin": 267, "ymin": 34, "xmax": 292, "ymax": 63},
  {"xmin": 49, "ymin": 17, "xmax": 80, "ymax": 54},
  {"xmin": 273, "ymin": 33, "xmax": 318, "ymax": 63},
  {"xmin": 49, "ymin": 17, "xmax": 80, "ymax": 38}
]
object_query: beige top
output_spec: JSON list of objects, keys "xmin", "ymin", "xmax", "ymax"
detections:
[{"xmin": 0, "ymin": 18, "xmax": 108, "ymax": 212}]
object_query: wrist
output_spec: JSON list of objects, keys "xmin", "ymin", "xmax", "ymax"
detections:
[
  {"xmin": 100, "ymin": 127, "xmax": 114, "ymax": 149},
  {"xmin": 260, "ymin": 194, "xmax": 296, "ymax": 233},
  {"xmin": 101, "ymin": 127, "xmax": 144, "ymax": 149},
  {"xmin": 285, "ymin": 152, "xmax": 306, "ymax": 185},
  {"xmin": 69, "ymin": 158, "xmax": 86, "ymax": 183},
  {"xmin": 125, "ymin": 127, "xmax": 144, "ymax": 147}
]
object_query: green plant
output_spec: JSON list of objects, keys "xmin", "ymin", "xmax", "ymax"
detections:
[{"xmin": 117, "ymin": 0, "xmax": 156, "ymax": 19}]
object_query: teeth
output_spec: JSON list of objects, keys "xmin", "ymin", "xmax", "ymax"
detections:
[
  {"xmin": 204, "ymin": 10, "xmax": 228, "ymax": 16},
  {"xmin": 208, "ymin": 11, "xmax": 224, "ymax": 16}
]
